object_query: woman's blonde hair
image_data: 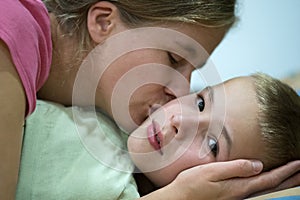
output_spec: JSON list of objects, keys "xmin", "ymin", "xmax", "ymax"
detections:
[
  {"xmin": 42, "ymin": 0, "xmax": 236, "ymax": 49},
  {"xmin": 251, "ymin": 73, "xmax": 300, "ymax": 171}
]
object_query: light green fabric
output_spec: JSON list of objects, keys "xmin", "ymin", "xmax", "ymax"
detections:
[{"xmin": 16, "ymin": 100, "xmax": 140, "ymax": 200}]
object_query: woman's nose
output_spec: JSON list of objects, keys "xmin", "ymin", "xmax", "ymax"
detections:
[
  {"xmin": 164, "ymin": 63, "xmax": 194, "ymax": 98},
  {"xmin": 164, "ymin": 75, "xmax": 191, "ymax": 99}
]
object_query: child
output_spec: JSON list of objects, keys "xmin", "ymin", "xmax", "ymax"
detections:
[
  {"xmin": 16, "ymin": 73, "xmax": 300, "ymax": 199},
  {"xmin": 128, "ymin": 73, "xmax": 300, "ymax": 189}
]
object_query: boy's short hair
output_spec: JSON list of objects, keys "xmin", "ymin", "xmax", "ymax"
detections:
[{"xmin": 251, "ymin": 73, "xmax": 300, "ymax": 171}]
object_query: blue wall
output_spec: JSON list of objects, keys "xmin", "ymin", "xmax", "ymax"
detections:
[{"xmin": 191, "ymin": 0, "xmax": 300, "ymax": 90}]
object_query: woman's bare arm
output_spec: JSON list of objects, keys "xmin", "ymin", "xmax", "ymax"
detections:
[
  {"xmin": 137, "ymin": 159, "xmax": 300, "ymax": 200},
  {"xmin": 0, "ymin": 40, "xmax": 26, "ymax": 200}
]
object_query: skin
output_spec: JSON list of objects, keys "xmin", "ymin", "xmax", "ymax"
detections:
[
  {"xmin": 0, "ymin": 40, "xmax": 26, "ymax": 200},
  {"xmin": 128, "ymin": 77, "xmax": 266, "ymax": 187}
]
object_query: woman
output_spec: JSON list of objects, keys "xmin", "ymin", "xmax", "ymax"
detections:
[{"xmin": 0, "ymin": 0, "xmax": 298, "ymax": 199}]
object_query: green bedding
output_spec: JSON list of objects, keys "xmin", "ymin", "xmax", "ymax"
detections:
[
  {"xmin": 16, "ymin": 100, "xmax": 140, "ymax": 200},
  {"xmin": 16, "ymin": 100, "xmax": 299, "ymax": 199}
]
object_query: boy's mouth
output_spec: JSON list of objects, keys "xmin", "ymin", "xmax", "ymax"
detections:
[{"xmin": 147, "ymin": 120, "xmax": 163, "ymax": 155}]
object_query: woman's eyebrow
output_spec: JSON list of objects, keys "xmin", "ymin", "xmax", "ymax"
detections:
[
  {"xmin": 175, "ymin": 41, "xmax": 197, "ymax": 56},
  {"xmin": 174, "ymin": 41, "xmax": 208, "ymax": 68}
]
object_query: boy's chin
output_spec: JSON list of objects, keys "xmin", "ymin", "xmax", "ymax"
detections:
[{"xmin": 143, "ymin": 170, "xmax": 175, "ymax": 188}]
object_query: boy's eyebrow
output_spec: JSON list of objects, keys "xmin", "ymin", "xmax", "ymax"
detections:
[
  {"xmin": 206, "ymin": 86, "xmax": 214, "ymax": 103},
  {"xmin": 206, "ymin": 86, "xmax": 232, "ymax": 156},
  {"xmin": 221, "ymin": 126, "xmax": 232, "ymax": 157}
]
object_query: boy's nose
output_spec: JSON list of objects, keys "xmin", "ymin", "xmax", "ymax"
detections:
[{"xmin": 167, "ymin": 112, "xmax": 210, "ymax": 140}]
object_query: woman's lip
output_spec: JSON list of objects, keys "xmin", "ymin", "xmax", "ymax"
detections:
[{"xmin": 147, "ymin": 120, "xmax": 163, "ymax": 155}]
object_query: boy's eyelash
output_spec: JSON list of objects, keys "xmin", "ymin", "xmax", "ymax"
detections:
[
  {"xmin": 196, "ymin": 95, "xmax": 205, "ymax": 112},
  {"xmin": 208, "ymin": 136, "xmax": 219, "ymax": 157}
]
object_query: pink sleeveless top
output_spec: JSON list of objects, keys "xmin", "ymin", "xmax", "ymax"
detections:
[{"xmin": 0, "ymin": 0, "xmax": 52, "ymax": 116}]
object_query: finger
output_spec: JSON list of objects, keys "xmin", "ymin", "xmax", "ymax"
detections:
[
  {"xmin": 248, "ymin": 172, "xmax": 300, "ymax": 198},
  {"xmin": 249, "ymin": 173, "xmax": 300, "ymax": 197},
  {"xmin": 200, "ymin": 159, "xmax": 263, "ymax": 181},
  {"xmin": 245, "ymin": 160, "xmax": 300, "ymax": 194},
  {"xmin": 272, "ymin": 171, "xmax": 300, "ymax": 192}
]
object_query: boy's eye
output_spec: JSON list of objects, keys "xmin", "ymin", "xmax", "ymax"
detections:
[
  {"xmin": 197, "ymin": 97, "xmax": 205, "ymax": 112},
  {"xmin": 208, "ymin": 137, "xmax": 219, "ymax": 157}
]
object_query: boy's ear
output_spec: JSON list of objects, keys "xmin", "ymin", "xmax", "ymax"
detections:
[{"xmin": 87, "ymin": 1, "xmax": 120, "ymax": 44}]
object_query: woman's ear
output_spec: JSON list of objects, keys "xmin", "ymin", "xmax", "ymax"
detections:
[{"xmin": 87, "ymin": 1, "xmax": 121, "ymax": 44}]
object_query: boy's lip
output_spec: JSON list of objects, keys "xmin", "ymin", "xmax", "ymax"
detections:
[{"xmin": 147, "ymin": 120, "xmax": 163, "ymax": 155}]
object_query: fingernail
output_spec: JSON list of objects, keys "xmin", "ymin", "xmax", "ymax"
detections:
[{"xmin": 252, "ymin": 161, "xmax": 263, "ymax": 172}]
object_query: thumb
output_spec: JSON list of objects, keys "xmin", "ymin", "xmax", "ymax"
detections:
[{"xmin": 203, "ymin": 159, "xmax": 263, "ymax": 181}]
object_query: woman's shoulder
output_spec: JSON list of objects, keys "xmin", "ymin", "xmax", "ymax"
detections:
[
  {"xmin": 0, "ymin": 0, "xmax": 52, "ymax": 116},
  {"xmin": 0, "ymin": 0, "xmax": 49, "ymax": 32}
]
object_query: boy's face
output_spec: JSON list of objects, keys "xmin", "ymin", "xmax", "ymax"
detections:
[{"xmin": 128, "ymin": 77, "xmax": 265, "ymax": 187}]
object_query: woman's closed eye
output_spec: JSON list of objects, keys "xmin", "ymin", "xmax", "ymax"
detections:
[{"xmin": 167, "ymin": 52, "xmax": 178, "ymax": 65}]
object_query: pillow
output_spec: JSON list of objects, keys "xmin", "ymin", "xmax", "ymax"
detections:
[{"xmin": 16, "ymin": 100, "xmax": 140, "ymax": 200}]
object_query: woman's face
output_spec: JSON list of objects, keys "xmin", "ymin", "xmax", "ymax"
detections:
[
  {"xmin": 128, "ymin": 77, "xmax": 265, "ymax": 187},
  {"xmin": 96, "ymin": 23, "xmax": 227, "ymax": 132}
]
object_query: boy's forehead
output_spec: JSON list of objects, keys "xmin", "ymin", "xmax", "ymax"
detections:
[{"xmin": 224, "ymin": 76, "xmax": 253, "ymax": 86}]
